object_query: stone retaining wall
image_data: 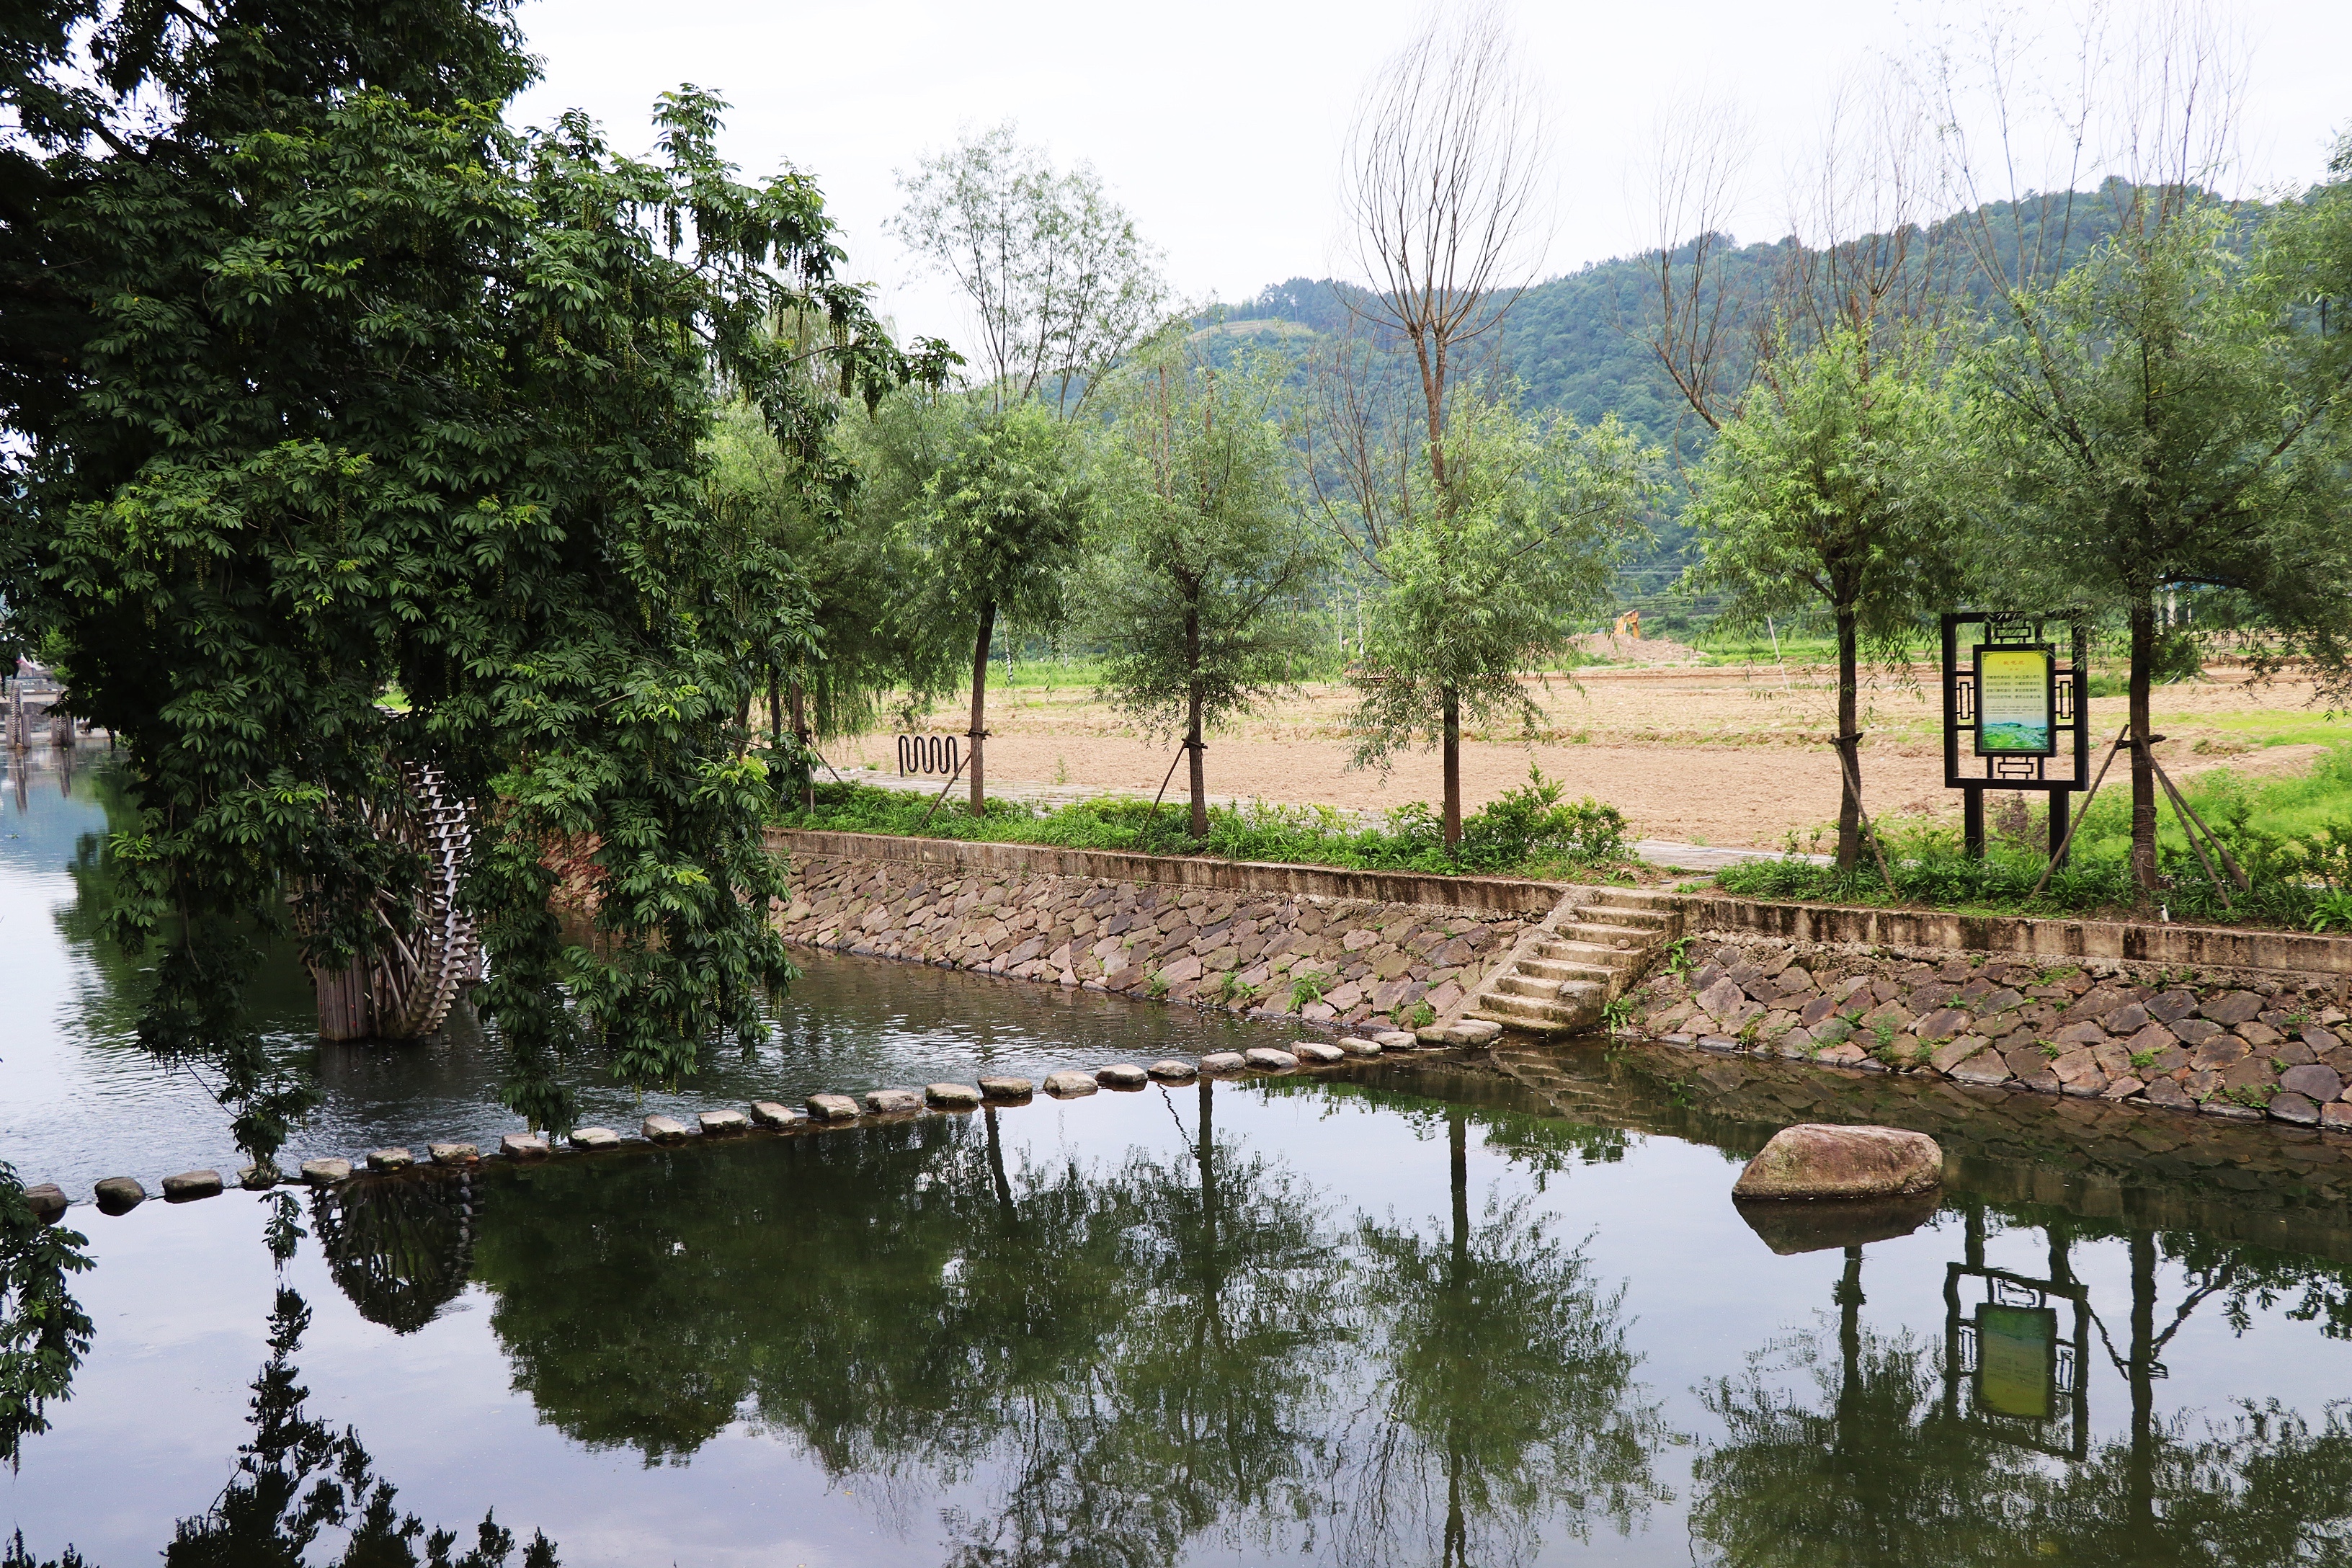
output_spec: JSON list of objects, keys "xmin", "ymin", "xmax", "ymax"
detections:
[
  {"xmin": 1680, "ymin": 891, "xmax": 2352, "ymax": 976},
  {"xmin": 1627, "ymin": 935, "xmax": 2352, "ymax": 1132},
  {"xmin": 775, "ymin": 848, "xmax": 1562, "ymax": 1034},
  {"xmin": 767, "ymin": 829, "xmax": 1569, "ymax": 916}
]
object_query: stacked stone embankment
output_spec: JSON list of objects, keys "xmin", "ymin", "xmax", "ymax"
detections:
[
  {"xmin": 775, "ymin": 850, "xmax": 1541, "ymax": 1035},
  {"xmin": 1631, "ymin": 937, "xmax": 2352, "ymax": 1129}
]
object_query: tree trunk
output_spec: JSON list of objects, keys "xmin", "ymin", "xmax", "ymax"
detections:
[
  {"xmin": 968, "ymin": 599, "xmax": 996, "ymax": 818},
  {"xmin": 2127, "ymin": 591, "xmax": 2160, "ymax": 897},
  {"xmin": 788, "ymin": 677, "xmax": 814, "ymax": 813},
  {"xmin": 767, "ymin": 668, "xmax": 783, "ymax": 753},
  {"xmin": 1442, "ymin": 687, "xmax": 1462, "ymax": 849},
  {"xmin": 1185, "ymin": 607, "xmax": 1208, "ymax": 841},
  {"xmin": 1835, "ymin": 604, "xmax": 1861, "ymax": 875},
  {"xmin": 2127, "ymin": 1229, "xmax": 2157, "ymax": 1552}
]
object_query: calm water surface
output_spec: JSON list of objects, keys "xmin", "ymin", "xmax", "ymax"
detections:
[{"xmin": 6, "ymin": 746, "xmax": 2352, "ymax": 1566}]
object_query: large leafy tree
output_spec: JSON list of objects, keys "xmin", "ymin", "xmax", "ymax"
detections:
[
  {"xmin": 1080, "ymin": 339, "xmax": 1325, "ymax": 838},
  {"xmin": 1964, "ymin": 187, "xmax": 2352, "ymax": 896},
  {"xmin": 0, "ymin": 1, "xmax": 937, "ymax": 1154}
]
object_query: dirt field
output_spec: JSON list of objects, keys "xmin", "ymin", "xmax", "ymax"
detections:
[{"xmin": 827, "ymin": 664, "xmax": 2349, "ymax": 850}]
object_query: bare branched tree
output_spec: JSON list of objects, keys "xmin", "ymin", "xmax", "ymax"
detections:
[{"xmin": 1339, "ymin": 0, "xmax": 1548, "ymax": 514}]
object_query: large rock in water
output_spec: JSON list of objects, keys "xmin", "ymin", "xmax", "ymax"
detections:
[{"xmin": 1732, "ymin": 1123, "xmax": 1943, "ymax": 1200}]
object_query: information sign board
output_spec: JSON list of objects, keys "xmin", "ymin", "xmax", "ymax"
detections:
[{"xmin": 1974, "ymin": 645, "xmax": 2056, "ymax": 757}]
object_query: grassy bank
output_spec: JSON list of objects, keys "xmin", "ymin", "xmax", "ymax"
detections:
[
  {"xmin": 1721, "ymin": 745, "xmax": 2352, "ymax": 932},
  {"xmin": 775, "ymin": 770, "xmax": 1634, "ymax": 883}
]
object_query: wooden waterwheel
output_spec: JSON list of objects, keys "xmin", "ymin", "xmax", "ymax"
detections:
[{"xmin": 309, "ymin": 759, "xmax": 483, "ymax": 1042}]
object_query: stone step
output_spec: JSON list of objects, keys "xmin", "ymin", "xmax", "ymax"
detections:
[
  {"xmin": 1518, "ymin": 956, "xmax": 1616, "ymax": 984},
  {"xmin": 1573, "ymin": 903, "xmax": 1674, "ymax": 930},
  {"xmin": 1473, "ymin": 992, "xmax": 1598, "ymax": 1031},
  {"xmin": 1556, "ymin": 919, "xmax": 1661, "ymax": 944},
  {"xmin": 1588, "ymin": 887, "xmax": 1688, "ymax": 909},
  {"xmin": 1536, "ymin": 938, "xmax": 1650, "ymax": 969},
  {"xmin": 1494, "ymin": 972, "xmax": 1582, "ymax": 1001}
]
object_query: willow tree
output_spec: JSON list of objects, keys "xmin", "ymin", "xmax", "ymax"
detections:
[
  {"xmin": 1682, "ymin": 326, "xmax": 1963, "ymax": 873},
  {"xmin": 1964, "ymin": 190, "xmax": 2352, "ymax": 894},
  {"xmin": 1080, "ymin": 342, "xmax": 1325, "ymax": 839},
  {"xmin": 0, "ymin": 0, "xmax": 940, "ymax": 1152}
]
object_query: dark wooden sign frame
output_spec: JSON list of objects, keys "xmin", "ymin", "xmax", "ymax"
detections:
[{"xmin": 1941, "ymin": 611, "xmax": 2090, "ymax": 864}]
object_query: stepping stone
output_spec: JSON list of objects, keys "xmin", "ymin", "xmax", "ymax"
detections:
[
  {"xmin": 1415, "ymin": 1027, "xmax": 1452, "ymax": 1047},
  {"xmin": 94, "ymin": 1177, "xmax": 144, "ymax": 1214},
  {"xmin": 365, "ymin": 1148, "xmax": 413, "ymax": 1172},
  {"xmin": 641, "ymin": 1115, "xmax": 690, "ymax": 1143},
  {"xmin": 300, "ymin": 1158, "xmax": 353, "ymax": 1185},
  {"xmin": 427, "ymin": 1143, "xmax": 479, "ymax": 1165},
  {"xmin": 979, "ymin": 1077, "xmax": 1034, "ymax": 1102},
  {"xmin": 22, "ymin": 1184, "xmax": 66, "ymax": 1224},
  {"xmin": 1446, "ymin": 1019, "xmax": 1503, "ymax": 1046},
  {"xmin": 162, "ymin": 1170, "xmax": 223, "ymax": 1201},
  {"xmin": 1043, "ymin": 1070, "xmax": 1098, "ymax": 1097},
  {"xmin": 806, "ymin": 1094, "xmax": 861, "ymax": 1121},
  {"xmin": 926, "ymin": 1083, "xmax": 982, "ymax": 1109},
  {"xmin": 1374, "ymin": 1031, "xmax": 1418, "ymax": 1050},
  {"xmin": 237, "ymin": 1165, "xmax": 280, "ymax": 1190},
  {"xmin": 1096, "ymin": 1064, "xmax": 1149, "ymax": 1088},
  {"xmin": 1337, "ymin": 1036, "xmax": 1384, "ymax": 1057},
  {"xmin": 1242, "ymin": 1048, "xmax": 1298, "ymax": 1072},
  {"xmin": 498, "ymin": 1133, "xmax": 548, "ymax": 1159},
  {"xmin": 1293, "ymin": 1042, "xmax": 1345, "ymax": 1065},
  {"xmin": 749, "ymin": 1102, "xmax": 801, "ymax": 1128},
  {"xmin": 568, "ymin": 1127, "xmax": 621, "ymax": 1149},
  {"xmin": 698, "ymin": 1109, "xmax": 751, "ymax": 1134},
  {"xmin": 864, "ymin": 1090, "xmax": 922, "ymax": 1115},
  {"xmin": 1146, "ymin": 1059, "xmax": 1198, "ymax": 1082},
  {"xmin": 1198, "ymin": 1052, "xmax": 1247, "ymax": 1074}
]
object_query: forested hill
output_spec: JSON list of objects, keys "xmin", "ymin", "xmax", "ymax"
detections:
[{"xmin": 1213, "ymin": 180, "xmax": 2181, "ymax": 469}]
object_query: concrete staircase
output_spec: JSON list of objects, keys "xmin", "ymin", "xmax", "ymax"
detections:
[{"xmin": 1468, "ymin": 887, "xmax": 1684, "ymax": 1035}]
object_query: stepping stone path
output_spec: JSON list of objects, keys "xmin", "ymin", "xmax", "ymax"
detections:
[
  {"xmin": 1293, "ymin": 1041, "xmax": 1346, "ymax": 1065},
  {"xmin": 366, "ymin": 1148, "xmax": 414, "ymax": 1172},
  {"xmin": 863, "ymin": 1090, "xmax": 922, "ymax": 1115},
  {"xmin": 428, "ymin": 1143, "xmax": 478, "ymax": 1165},
  {"xmin": 1337, "ymin": 1036, "xmax": 1384, "ymax": 1056},
  {"xmin": 302, "ymin": 1158, "xmax": 352, "ymax": 1185},
  {"xmin": 1148, "ymin": 1059, "xmax": 1198, "ymax": 1081},
  {"xmin": 23, "ymin": 1185, "xmax": 66, "ymax": 1224},
  {"xmin": 499, "ymin": 1133, "xmax": 548, "ymax": 1159},
  {"xmin": 163, "ymin": 1170, "xmax": 222, "ymax": 1201},
  {"xmin": 1095, "ymin": 1064, "xmax": 1149, "ymax": 1088},
  {"xmin": 926, "ymin": 1083, "xmax": 982, "ymax": 1109},
  {"xmin": 749, "ymin": 1102, "xmax": 800, "ymax": 1127},
  {"xmin": 1373, "ymin": 1030, "xmax": 1420, "ymax": 1050},
  {"xmin": 1243, "ymin": 1048, "xmax": 1298, "ymax": 1072},
  {"xmin": 979, "ymin": 1077, "xmax": 1034, "ymax": 1102},
  {"xmin": 94, "ymin": 1177, "xmax": 143, "ymax": 1213},
  {"xmin": 642, "ymin": 1115, "xmax": 690, "ymax": 1143},
  {"xmin": 569, "ymin": 1128, "xmax": 621, "ymax": 1149},
  {"xmin": 1043, "ymin": 1071, "xmax": 1098, "ymax": 1097},
  {"xmin": 1472, "ymin": 888, "xmax": 1683, "ymax": 1035},
  {"xmin": 1200, "ymin": 1052, "xmax": 1247, "ymax": 1074},
  {"xmin": 698, "ymin": 1109, "xmax": 751, "ymax": 1134},
  {"xmin": 806, "ymin": 1094, "xmax": 860, "ymax": 1121}
]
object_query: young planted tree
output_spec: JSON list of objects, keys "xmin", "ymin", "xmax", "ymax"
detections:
[
  {"xmin": 1963, "ymin": 194, "xmax": 2352, "ymax": 894},
  {"xmin": 1329, "ymin": 397, "xmax": 1654, "ymax": 842},
  {"xmin": 920, "ymin": 403, "xmax": 1090, "ymax": 815},
  {"xmin": 1312, "ymin": 2, "xmax": 1612, "ymax": 847},
  {"xmin": 1682, "ymin": 326, "xmax": 1963, "ymax": 873},
  {"xmin": 1080, "ymin": 343, "xmax": 1326, "ymax": 839},
  {"xmin": 1644, "ymin": 69, "xmax": 1959, "ymax": 873},
  {"xmin": 891, "ymin": 124, "xmax": 1168, "ymax": 416}
]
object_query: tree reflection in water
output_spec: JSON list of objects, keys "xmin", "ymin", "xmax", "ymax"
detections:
[
  {"xmin": 467, "ymin": 1093, "xmax": 1665, "ymax": 1565},
  {"xmin": 313, "ymin": 1170, "xmax": 477, "ymax": 1335},
  {"xmin": 1690, "ymin": 1200, "xmax": 2352, "ymax": 1567}
]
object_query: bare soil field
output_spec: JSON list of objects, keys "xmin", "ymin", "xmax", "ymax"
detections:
[{"xmin": 826, "ymin": 664, "xmax": 2348, "ymax": 850}]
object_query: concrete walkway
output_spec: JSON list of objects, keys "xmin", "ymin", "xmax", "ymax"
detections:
[{"xmin": 810, "ymin": 764, "xmax": 1825, "ymax": 873}]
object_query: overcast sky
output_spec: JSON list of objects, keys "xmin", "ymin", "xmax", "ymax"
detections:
[{"xmin": 508, "ymin": 0, "xmax": 2352, "ymax": 351}]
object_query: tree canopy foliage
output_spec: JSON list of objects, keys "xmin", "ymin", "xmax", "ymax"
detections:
[{"xmin": 0, "ymin": 0, "xmax": 943, "ymax": 1150}]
